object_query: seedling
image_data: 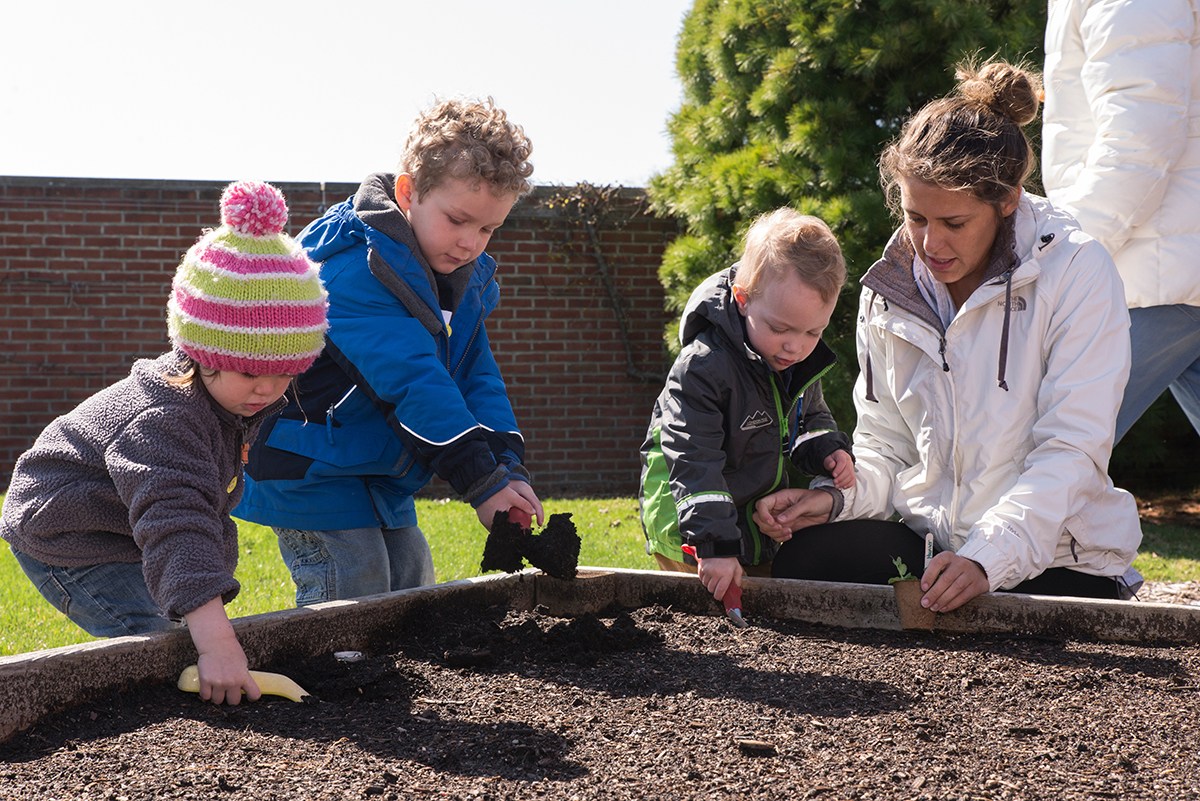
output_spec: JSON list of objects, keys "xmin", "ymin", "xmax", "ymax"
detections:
[{"xmin": 888, "ymin": 556, "xmax": 917, "ymax": 584}]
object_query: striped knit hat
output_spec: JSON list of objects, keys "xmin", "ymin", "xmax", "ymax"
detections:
[{"xmin": 167, "ymin": 180, "xmax": 328, "ymax": 375}]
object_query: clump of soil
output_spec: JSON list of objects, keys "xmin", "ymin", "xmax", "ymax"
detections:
[
  {"xmin": 4, "ymin": 606, "xmax": 1199, "ymax": 800},
  {"xmin": 384, "ymin": 601, "xmax": 662, "ymax": 670},
  {"xmin": 481, "ymin": 511, "xmax": 581, "ymax": 579}
]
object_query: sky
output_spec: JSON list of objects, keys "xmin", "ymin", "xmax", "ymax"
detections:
[{"xmin": 1, "ymin": 1, "xmax": 693, "ymax": 188}]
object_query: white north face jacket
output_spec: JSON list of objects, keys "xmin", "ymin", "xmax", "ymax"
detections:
[
  {"xmin": 836, "ymin": 193, "xmax": 1142, "ymax": 591},
  {"xmin": 1042, "ymin": 0, "xmax": 1200, "ymax": 309}
]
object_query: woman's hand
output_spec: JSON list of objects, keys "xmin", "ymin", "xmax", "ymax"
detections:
[
  {"xmin": 753, "ymin": 488, "xmax": 835, "ymax": 542},
  {"xmin": 919, "ymin": 552, "xmax": 990, "ymax": 612}
]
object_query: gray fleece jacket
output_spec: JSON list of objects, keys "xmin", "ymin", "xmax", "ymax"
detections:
[{"xmin": 1, "ymin": 351, "xmax": 281, "ymax": 619}]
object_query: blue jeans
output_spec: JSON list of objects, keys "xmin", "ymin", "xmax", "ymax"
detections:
[
  {"xmin": 1116, "ymin": 304, "xmax": 1200, "ymax": 442},
  {"xmin": 274, "ymin": 525, "xmax": 436, "ymax": 606},
  {"xmin": 11, "ymin": 549, "xmax": 180, "ymax": 637}
]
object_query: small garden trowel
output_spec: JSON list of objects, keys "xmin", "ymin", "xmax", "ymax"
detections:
[{"xmin": 176, "ymin": 664, "xmax": 310, "ymax": 702}]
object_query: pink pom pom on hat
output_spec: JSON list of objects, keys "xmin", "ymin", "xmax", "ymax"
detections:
[
  {"xmin": 167, "ymin": 180, "xmax": 328, "ymax": 376},
  {"xmin": 220, "ymin": 180, "xmax": 290, "ymax": 236}
]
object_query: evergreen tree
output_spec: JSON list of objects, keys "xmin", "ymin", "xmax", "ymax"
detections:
[{"xmin": 649, "ymin": 0, "xmax": 1046, "ymax": 426}]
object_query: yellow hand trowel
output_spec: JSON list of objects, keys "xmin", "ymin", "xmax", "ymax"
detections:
[{"xmin": 176, "ymin": 664, "xmax": 310, "ymax": 702}]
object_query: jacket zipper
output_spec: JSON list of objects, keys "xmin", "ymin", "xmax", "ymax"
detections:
[
  {"xmin": 449, "ymin": 275, "xmax": 493, "ymax": 376},
  {"xmin": 325, "ymin": 385, "xmax": 358, "ymax": 445},
  {"xmin": 452, "ymin": 317, "xmax": 484, "ymax": 377},
  {"xmin": 750, "ymin": 362, "xmax": 838, "ymax": 564}
]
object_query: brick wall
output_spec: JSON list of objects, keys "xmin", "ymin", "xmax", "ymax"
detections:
[{"xmin": 0, "ymin": 176, "xmax": 679, "ymax": 496}]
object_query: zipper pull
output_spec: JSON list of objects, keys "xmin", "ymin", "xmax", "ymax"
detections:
[
  {"xmin": 325, "ymin": 386, "xmax": 358, "ymax": 445},
  {"xmin": 939, "ymin": 337, "xmax": 949, "ymax": 372}
]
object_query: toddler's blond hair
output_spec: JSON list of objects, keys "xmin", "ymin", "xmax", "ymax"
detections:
[{"xmin": 738, "ymin": 208, "xmax": 845, "ymax": 303}]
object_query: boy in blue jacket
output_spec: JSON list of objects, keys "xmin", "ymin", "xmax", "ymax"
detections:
[{"xmin": 237, "ymin": 98, "xmax": 543, "ymax": 604}]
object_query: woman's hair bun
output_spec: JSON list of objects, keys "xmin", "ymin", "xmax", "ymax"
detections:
[{"xmin": 956, "ymin": 59, "xmax": 1043, "ymax": 127}]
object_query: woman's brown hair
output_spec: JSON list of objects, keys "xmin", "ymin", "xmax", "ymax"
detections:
[{"xmin": 880, "ymin": 58, "xmax": 1043, "ymax": 213}]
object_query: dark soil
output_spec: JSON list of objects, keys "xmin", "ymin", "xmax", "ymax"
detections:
[{"xmin": 3, "ymin": 603, "xmax": 1198, "ymax": 800}]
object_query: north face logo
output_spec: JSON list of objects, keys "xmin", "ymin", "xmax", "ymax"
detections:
[
  {"xmin": 997, "ymin": 296, "xmax": 1027, "ymax": 312},
  {"xmin": 741, "ymin": 410, "xmax": 773, "ymax": 431}
]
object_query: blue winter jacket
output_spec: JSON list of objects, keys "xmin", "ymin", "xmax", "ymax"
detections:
[{"xmin": 235, "ymin": 173, "xmax": 526, "ymax": 530}]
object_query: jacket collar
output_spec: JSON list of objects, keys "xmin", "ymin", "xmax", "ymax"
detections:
[
  {"xmin": 862, "ymin": 211, "xmax": 1019, "ymax": 331},
  {"xmin": 354, "ymin": 172, "xmax": 473, "ymax": 315}
]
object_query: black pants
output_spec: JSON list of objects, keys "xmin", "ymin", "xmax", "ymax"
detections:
[{"xmin": 770, "ymin": 519, "xmax": 1120, "ymax": 600}]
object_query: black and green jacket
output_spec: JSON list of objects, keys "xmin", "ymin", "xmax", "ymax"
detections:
[{"xmin": 639, "ymin": 266, "xmax": 850, "ymax": 565}]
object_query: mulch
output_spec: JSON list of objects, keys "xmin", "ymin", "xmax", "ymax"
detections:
[{"xmin": 3, "ymin": 599, "xmax": 1198, "ymax": 800}]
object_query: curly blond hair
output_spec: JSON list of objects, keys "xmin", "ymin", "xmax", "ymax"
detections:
[
  {"xmin": 400, "ymin": 97, "xmax": 534, "ymax": 199},
  {"xmin": 880, "ymin": 58, "xmax": 1043, "ymax": 212}
]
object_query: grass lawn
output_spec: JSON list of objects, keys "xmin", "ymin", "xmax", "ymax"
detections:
[
  {"xmin": 1131, "ymin": 519, "xmax": 1200, "ymax": 583},
  {"xmin": 0, "ymin": 497, "xmax": 649, "ymax": 657},
  {"xmin": 2, "ymin": 494, "xmax": 1197, "ymax": 657}
]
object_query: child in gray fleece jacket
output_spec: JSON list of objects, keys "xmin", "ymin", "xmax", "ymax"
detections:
[{"xmin": 0, "ymin": 181, "xmax": 327, "ymax": 705}]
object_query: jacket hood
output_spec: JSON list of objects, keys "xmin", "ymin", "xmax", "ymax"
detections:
[
  {"xmin": 679, "ymin": 264, "xmax": 841, "ymax": 392},
  {"xmin": 679, "ymin": 265, "xmax": 748, "ymax": 352},
  {"xmin": 300, "ymin": 173, "xmax": 424, "ymax": 265},
  {"xmin": 352, "ymin": 173, "xmax": 426, "ymax": 264},
  {"xmin": 297, "ymin": 191, "xmax": 366, "ymax": 265},
  {"xmin": 863, "ymin": 192, "xmax": 1081, "ymax": 311},
  {"xmin": 301, "ymin": 173, "xmax": 473, "ymax": 322}
]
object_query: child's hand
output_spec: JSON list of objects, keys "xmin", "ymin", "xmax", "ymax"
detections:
[
  {"xmin": 825, "ymin": 449, "xmax": 855, "ymax": 489},
  {"xmin": 476, "ymin": 481, "xmax": 544, "ymax": 530},
  {"xmin": 184, "ymin": 598, "xmax": 261, "ymax": 705},
  {"xmin": 196, "ymin": 646, "xmax": 260, "ymax": 706},
  {"xmin": 696, "ymin": 555, "xmax": 743, "ymax": 602}
]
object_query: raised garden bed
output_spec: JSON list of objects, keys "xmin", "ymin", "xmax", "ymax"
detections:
[{"xmin": 3, "ymin": 570, "xmax": 1199, "ymax": 799}]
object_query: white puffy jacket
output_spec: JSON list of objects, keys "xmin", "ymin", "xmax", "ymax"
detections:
[
  {"xmin": 1042, "ymin": 0, "xmax": 1200, "ymax": 309},
  {"xmin": 836, "ymin": 193, "xmax": 1142, "ymax": 591}
]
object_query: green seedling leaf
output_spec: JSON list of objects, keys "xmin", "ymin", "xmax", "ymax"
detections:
[{"xmin": 888, "ymin": 556, "xmax": 916, "ymax": 584}]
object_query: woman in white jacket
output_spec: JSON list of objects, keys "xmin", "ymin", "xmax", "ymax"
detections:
[
  {"xmin": 756, "ymin": 60, "xmax": 1143, "ymax": 612},
  {"xmin": 1042, "ymin": 0, "xmax": 1200, "ymax": 442}
]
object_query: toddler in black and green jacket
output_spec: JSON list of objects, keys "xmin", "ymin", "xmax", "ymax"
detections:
[{"xmin": 639, "ymin": 208, "xmax": 853, "ymax": 603}]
